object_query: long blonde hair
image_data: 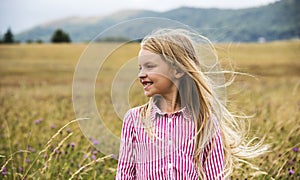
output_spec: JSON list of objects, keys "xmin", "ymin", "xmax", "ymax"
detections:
[{"xmin": 139, "ymin": 28, "xmax": 268, "ymax": 178}]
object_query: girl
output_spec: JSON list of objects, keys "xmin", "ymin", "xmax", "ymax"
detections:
[{"xmin": 116, "ymin": 29, "xmax": 267, "ymax": 179}]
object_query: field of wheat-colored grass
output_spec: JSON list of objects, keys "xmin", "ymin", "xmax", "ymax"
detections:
[{"xmin": 0, "ymin": 41, "xmax": 299, "ymax": 179}]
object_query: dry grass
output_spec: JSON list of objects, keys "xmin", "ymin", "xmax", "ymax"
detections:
[{"xmin": 0, "ymin": 41, "xmax": 299, "ymax": 179}]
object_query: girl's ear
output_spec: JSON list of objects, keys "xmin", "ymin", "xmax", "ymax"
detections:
[{"xmin": 174, "ymin": 69, "xmax": 185, "ymax": 79}]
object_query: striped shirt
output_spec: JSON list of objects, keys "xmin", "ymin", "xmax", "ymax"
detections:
[{"xmin": 116, "ymin": 104, "xmax": 225, "ymax": 180}]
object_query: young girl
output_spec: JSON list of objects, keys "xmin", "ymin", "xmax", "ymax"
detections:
[{"xmin": 116, "ymin": 29, "xmax": 267, "ymax": 179}]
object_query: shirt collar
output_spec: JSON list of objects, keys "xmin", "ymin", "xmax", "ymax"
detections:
[{"xmin": 151, "ymin": 102, "xmax": 191, "ymax": 121}]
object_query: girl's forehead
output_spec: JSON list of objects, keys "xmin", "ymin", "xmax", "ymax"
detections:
[
  {"xmin": 138, "ymin": 49, "xmax": 163, "ymax": 63},
  {"xmin": 139, "ymin": 49, "xmax": 159, "ymax": 57}
]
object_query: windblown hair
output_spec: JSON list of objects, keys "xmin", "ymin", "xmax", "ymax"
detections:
[{"xmin": 139, "ymin": 28, "xmax": 268, "ymax": 178}]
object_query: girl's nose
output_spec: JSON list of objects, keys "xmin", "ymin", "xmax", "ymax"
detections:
[{"xmin": 138, "ymin": 70, "xmax": 147, "ymax": 78}]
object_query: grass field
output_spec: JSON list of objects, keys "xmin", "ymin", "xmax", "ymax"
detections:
[{"xmin": 0, "ymin": 41, "xmax": 299, "ymax": 179}]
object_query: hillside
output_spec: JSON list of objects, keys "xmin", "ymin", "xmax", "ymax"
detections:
[{"xmin": 16, "ymin": 0, "xmax": 300, "ymax": 42}]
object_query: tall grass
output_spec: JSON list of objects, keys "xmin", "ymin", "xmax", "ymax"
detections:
[{"xmin": 0, "ymin": 41, "xmax": 299, "ymax": 179}]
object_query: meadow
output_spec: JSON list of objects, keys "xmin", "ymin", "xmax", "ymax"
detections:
[{"xmin": 0, "ymin": 40, "xmax": 299, "ymax": 179}]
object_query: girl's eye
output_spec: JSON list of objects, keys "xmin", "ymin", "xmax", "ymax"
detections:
[
  {"xmin": 146, "ymin": 64, "xmax": 155, "ymax": 69},
  {"xmin": 138, "ymin": 64, "xmax": 155, "ymax": 71}
]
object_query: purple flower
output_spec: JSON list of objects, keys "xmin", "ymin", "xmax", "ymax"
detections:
[
  {"xmin": 93, "ymin": 150, "xmax": 98, "ymax": 155},
  {"xmin": 25, "ymin": 158, "xmax": 30, "ymax": 164},
  {"xmin": 70, "ymin": 142, "xmax": 75, "ymax": 148},
  {"xmin": 1, "ymin": 166, "xmax": 7, "ymax": 175},
  {"xmin": 51, "ymin": 124, "xmax": 56, "ymax": 129},
  {"xmin": 27, "ymin": 145, "xmax": 35, "ymax": 152},
  {"xmin": 66, "ymin": 128, "xmax": 71, "ymax": 133},
  {"xmin": 292, "ymin": 147, "xmax": 299, "ymax": 153},
  {"xmin": 92, "ymin": 139, "xmax": 99, "ymax": 145},
  {"xmin": 34, "ymin": 118, "xmax": 43, "ymax": 125},
  {"xmin": 89, "ymin": 137, "xmax": 99, "ymax": 145},
  {"xmin": 289, "ymin": 169, "xmax": 295, "ymax": 175},
  {"xmin": 83, "ymin": 154, "xmax": 88, "ymax": 159},
  {"xmin": 112, "ymin": 154, "xmax": 117, "ymax": 159},
  {"xmin": 91, "ymin": 155, "xmax": 96, "ymax": 160}
]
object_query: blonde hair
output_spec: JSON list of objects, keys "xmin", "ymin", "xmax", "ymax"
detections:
[{"xmin": 139, "ymin": 28, "xmax": 268, "ymax": 178}]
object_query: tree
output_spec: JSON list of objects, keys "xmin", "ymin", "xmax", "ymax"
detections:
[
  {"xmin": 51, "ymin": 29, "xmax": 71, "ymax": 43},
  {"xmin": 3, "ymin": 28, "xmax": 14, "ymax": 43},
  {"xmin": 36, "ymin": 39, "xmax": 43, "ymax": 44}
]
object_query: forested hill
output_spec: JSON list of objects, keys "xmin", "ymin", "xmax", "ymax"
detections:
[{"xmin": 16, "ymin": 0, "xmax": 300, "ymax": 42}]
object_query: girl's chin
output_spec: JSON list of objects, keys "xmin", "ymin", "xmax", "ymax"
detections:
[{"xmin": 144, "ymin": 91, "xmax": 154, "ymax": 97}]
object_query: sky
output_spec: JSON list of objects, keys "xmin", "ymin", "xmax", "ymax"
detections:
[{"xmin": 1, "ymin": 0, "xmax": 278, "ymax": 34}]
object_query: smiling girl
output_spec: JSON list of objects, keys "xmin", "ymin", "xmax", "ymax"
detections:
[{"xmin": 116, "ymin": 29, "xmax": 267, "ymax": 180}]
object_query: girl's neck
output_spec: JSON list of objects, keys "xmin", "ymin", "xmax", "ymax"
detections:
[{"xmin": 156, "ymin": 93, "xmax": 181, "ymax": 114}]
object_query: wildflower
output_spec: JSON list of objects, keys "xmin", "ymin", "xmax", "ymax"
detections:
[
  {"xmin": 83, "ymin": 154, "xmax": 88, "ymax": 159},
  {"xmin": 1, "ymin": 166, "xmax": 7, "ymax": 175},
  {"xmin": 18, "ymin": 167, "xmax": 23, "ymax": 173},
  {"xmin": 288, "ymin": 169, "xmax": 295, "ymax": 175},
  {"xmin": 55, "ymin": 149, "xmax": 60, "ymax": 154},
  {"xmin": 292, "ymin": 147, "xmax": 299, "ymax": 153},
  {"xmin": 34, "ymin": 118, "xmax": 43, "ymax": 125},
  {"xmin": 92, "ymin": 139, "xmax": 99, "ymax": 145},
  {"xmin": 93, "ymin": 150, "xmax": 98, "ymax": 155},
  {"xmin": 66, "ymin": 128, "xmax": 71, "ymax": 133},
  {"xmin": 25, "ymin": 158, "xmax": 30, "ymax": 164},
  {"xmin": 91, "ymin": 155, "xmax": 96, "ymax": 160},
  {"xmin": 27, "ymin": 145, "xmax": 35, "ymax": 152},
  {"xmin": 51, "ymin": 124, "xmax": 56, "ymax": 129},
  {"xmin": 112, "ymin": 154, "xmax": 117, "ymax": 159},
  {"xmin": 70, "ymin": 142, "xmax": 75, "ymax": 148},
  {"xmin": 89, "ymin": 137, "xmax": 99, "ymax": 145}
]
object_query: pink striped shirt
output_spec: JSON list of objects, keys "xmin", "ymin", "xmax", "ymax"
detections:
[{"xmin": 116, "ymin": 104, "xmax": 225, "ymax": 180}]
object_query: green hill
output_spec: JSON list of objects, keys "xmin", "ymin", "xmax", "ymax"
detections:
[{"xmin": 16, "ymin": 0, "xmax": 300, "ymax": 42}]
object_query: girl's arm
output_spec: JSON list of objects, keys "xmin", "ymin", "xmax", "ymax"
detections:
[
  {"xmin": 116, "ymin": 110, "xmax": 136, "ymax": 180},
  {"xmin": 202, "ymin": 130, "xmax": 225, "ymax": 180}
]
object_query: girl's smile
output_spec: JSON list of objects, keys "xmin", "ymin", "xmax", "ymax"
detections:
[{"xmin": 140, "ymin": 79, "xmax": 153, "ymax": 90}]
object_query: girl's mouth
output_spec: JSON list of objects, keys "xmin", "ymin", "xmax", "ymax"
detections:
[{"xmin": 141, "ymin": 80, "xmax": 153, "ymax": 90}]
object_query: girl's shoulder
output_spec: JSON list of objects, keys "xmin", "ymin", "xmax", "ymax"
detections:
[{"xmin": 124, "ymin": 104, "xmax": 147, "ymax": 120}]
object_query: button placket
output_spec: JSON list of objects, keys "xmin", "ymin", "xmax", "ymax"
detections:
[
  {"xmin": 168, "ymin": 117, "xmax": 172, "ymax": 123},
  {"xmin": 167, "ymin": 115, "xmax": 173, "ymax": 178}
]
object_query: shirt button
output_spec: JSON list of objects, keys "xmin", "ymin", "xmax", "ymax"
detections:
[
  {"xmin": 168, "ymin": 118, "xmax": 172, "ymax": 123},
  {"xmin": 168, "ymin": 163, "xmax": 172, "ymax": 168},
  {"xmin": 168, "ymin": 140, "xmax": 172, "ymax": 145}
]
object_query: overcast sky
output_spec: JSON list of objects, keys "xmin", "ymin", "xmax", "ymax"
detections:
[{"xmin": 1, "ymin": 0, "xmax": 278, "ymax": 34}]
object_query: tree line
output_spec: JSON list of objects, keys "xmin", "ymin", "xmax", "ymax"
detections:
[{"xmin": 0, "ymin": 28, "xmax": 72, "ymax": 44}]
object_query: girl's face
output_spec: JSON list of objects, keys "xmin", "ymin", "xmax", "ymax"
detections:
[{"xmin": 138, "ymin": 49, "xmax": 180, "ymax": 98}]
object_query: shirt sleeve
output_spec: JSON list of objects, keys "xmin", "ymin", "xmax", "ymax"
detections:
[
  {"xmin": 202, "ymin": 130, "xmax": 225, "ymax": 180},
  {"xmin": 116, "ymin": 109, "xmax": 136, "ymax": 180}
]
